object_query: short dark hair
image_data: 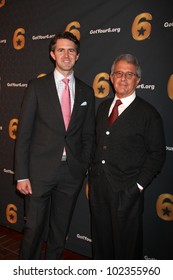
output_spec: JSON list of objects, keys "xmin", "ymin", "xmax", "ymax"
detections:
[{"xmin": 49, "ymin": 31, "xmax": 80, "ymax": 54}]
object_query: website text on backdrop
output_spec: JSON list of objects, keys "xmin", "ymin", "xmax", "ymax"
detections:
[
  {"xmin": 15, "ymin": 31, "xmax": 95, "ymax": 260},
  {"xmin": 89, "ymin": 53, "xmax": 166, "ymax": 260}
]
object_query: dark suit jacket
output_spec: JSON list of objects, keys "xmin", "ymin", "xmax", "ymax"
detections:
[
  {"xmin": 90, "ymin": 96, "xmax": 166, "ymax": 191},
  {"xmin": 15, "ymin": 72, "xmax": 95, "ymax": 181}
]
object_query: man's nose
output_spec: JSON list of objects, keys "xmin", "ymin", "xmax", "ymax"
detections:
[
  {"xmin": 121, "ymin": 73, "xmax": 126, "ymax": 80},
  {"xmin": 64, "ymin": 50, "xmax": 69, "ymax": 57}
]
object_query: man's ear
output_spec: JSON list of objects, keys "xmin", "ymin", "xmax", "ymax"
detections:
[
  {"xmin": 110, "ymin": 73, "xmax": 114, "ymax": 84},
  {"xmin": 50, "ymin": 51, "xmax": 55, "ymax": 61},
  {"xmin": 136, "ymin": 77, "xmax": 141, "ymax": 87},
  {"xmin": 76, "ymin": 53, "xmax": 80, "ymax": 62}
]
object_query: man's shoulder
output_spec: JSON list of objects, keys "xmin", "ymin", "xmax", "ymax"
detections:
[
  {"xmin": 28, "ymin": 72, "xmax": 53, "ymax": 86},
  {"xmin": 98, "ymin": 98, "xmax": 113, "ymax": 108},
  {"xmin": 96, "ymin": 98, "xmax": 113, "ymax": 115},
  {"xmin": 135, "ymin": 96, "xmax": 161, "ymax": 117},
  {"xmin": 75, "ymin": 76, "xmax": 92, "ymax": 90}
]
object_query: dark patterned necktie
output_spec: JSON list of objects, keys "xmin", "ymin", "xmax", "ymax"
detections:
[{"xmin": 108, "ymin": 99, "xmax": 122, "ymax": 126}]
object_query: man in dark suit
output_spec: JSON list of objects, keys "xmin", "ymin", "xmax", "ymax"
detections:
[
  {"xmin": 15, "ymin": 31, "xmax": 95, "ymax": 259},
  {"xmin": 89, "ymin": 54, "xmax": 166, "ymax": 260}
]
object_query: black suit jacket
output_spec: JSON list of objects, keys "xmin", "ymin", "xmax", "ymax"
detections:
[
  {"xmin": 90, "ymin": 96, "xmax": 166, "ymax": 190},
  {"xmin": 15, "ymin": 72, "xmax": 95, "ymax": 181}
]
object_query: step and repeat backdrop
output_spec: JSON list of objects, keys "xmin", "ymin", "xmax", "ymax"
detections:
[{"xmin": 0, "ymin": 0, "xmax": 173, "ymax": 259}]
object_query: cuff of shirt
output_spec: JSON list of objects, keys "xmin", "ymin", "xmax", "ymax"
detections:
[
  {"xmin": 137, "ymin": 182, "xmax": 143, "ymax": 190},
  {"xmin": 17, "ymin": 179, "xmax": 28, "ymax": 182}
]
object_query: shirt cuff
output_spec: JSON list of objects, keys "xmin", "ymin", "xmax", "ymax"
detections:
[
  {"xmin": 137, "ymin": 183, "xmax": 143, "ymax": 190},
  {"xmin": 17, "ymin": 179, "xmax": 28, "ymax": 182}
]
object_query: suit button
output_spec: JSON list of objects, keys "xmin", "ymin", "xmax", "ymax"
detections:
[
  {"xmin": 102, "ymin": 160, "xmax": 105, "ymax": 164},
  {"xmin": 103, "ymin": 145, "xmax": 107, "ymax": 150}
]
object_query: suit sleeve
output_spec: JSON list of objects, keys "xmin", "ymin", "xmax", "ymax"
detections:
[
  {"xmin": 137, "ymin": 112, "xmax": 166, "ymax": 188},
  {"xmin": 15, "ymin": 80, "xmax": 37, "ymax": 180},
  {"xmin": 81, "ymin": 87, "xmax": 95, "ymax": 167}
]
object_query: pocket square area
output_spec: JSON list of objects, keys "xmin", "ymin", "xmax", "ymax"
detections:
[{"xmin": 81, "ymin": 101, "xmax": 87, "ymax": 106}]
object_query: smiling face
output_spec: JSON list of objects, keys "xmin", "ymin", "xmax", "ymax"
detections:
[
  {"xmin": 50, "ymin": 38, "xmax": 79, "ymax": 77},
  {"xmin": 110, "ymin": 60, "xmax": 141, "ymax": 98}
]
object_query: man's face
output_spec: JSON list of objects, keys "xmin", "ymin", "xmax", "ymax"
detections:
[
  {"xmin": 50, "ymin": 38, "xmax": 79, "ymax": 76},
  {"xmin": 110, "ymin": 60, "xmax": 141, "ymax": 98}
]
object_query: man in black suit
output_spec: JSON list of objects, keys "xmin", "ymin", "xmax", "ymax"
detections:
[
  {"xmin": 89, "ymin": 54, "xmax": 166, "ymax": 259},
  {"xmin": 15, "ymin": 31, "xmax": 95, "ymax": 259}
]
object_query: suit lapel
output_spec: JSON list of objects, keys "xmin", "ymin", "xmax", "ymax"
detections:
[
  {"xmin": 46, "ymin": 73, "xmax": 64, "ymax": 125},
  {"xmin": 45, "ymin": 74, "xmax": 88, "ymax": 131},
  {"xmin": 67, "ymin": 78, "xmax": 85, "ymax": 130}
]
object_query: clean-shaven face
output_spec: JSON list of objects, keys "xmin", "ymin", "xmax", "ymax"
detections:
[
  {"xmin": 50, "ymin": 38, "xmax": 79, "ymax": 76},
  {"xmin": 110, "ymin": 60, "xmax": 141, "ymax": 98}
]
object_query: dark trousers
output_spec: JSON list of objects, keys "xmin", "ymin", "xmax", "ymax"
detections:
[
  {"xmin": 89, "ymin": 171, "xmax": 144, "ymax": 260},
  {"xmin": 19, "ymin": 162, "xmax": 84, "ymax": 260}
]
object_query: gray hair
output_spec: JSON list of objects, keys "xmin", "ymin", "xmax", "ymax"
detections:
[{"xmin": 110, "ymin": 54, "xmax": 141, "ymax": 78}]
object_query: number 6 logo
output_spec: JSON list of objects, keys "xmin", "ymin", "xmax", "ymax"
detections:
[
  {"xmin": 132, "ymin": 13, "xmax": 152, "ymax": 41},
  {"xmin": 9, "ymin": 118, "xmax": 18, "ymax": 140},
  {"xmin": 0, "ymin": 0, "xmax": 5, "ymax": 8},
  {"xmin": 6, "ymin": 204, "xmax": 17, "ymax": 224},
  {"xmin": 167, "ymin": 74, "xmax": 173, "ymax": 101},
  {"xmin": 156, "ymin": 194, "xmax": 173, "ymax": 221},
  {"xmin": 65, "ymin": 21, "xmax": 80, "ymax": 40},
  {"xmin": 13, "ymin": 28, "xmax": 25, "ymax": 50},
  {"xmin": 93, "ymin": 73, "xmax": 110, "ymax": 98}
]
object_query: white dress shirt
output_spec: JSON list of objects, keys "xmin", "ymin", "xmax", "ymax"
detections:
[
  {"xmin": 108, "ymin": 92, "xmax": 136, "ymax": 117},
  {"xmin": 54, "ymin": 69, "xmax": 76, "ymax": 159},
  {"xmin": 54, "ymin": 69, "xmax": 75, "ymax": 112}
]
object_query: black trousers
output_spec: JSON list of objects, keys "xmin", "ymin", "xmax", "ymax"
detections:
[
  {"xmin": 19, "ymin": 161, "xmax": 84, "ymax": 260},
  {"xmin": 89, "ymin": 171, "xmax": 144, "ymax": 260}
]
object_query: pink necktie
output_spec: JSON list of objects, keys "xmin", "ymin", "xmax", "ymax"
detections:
[
  {"xmin": 108, "ymin": 99, "xmax": 122, "ymax": 126},
  {"xmin": 61, "ymin": 78, "xmax": 71, "ymax": 130}
]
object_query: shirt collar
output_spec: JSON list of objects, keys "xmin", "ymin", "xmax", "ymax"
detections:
[
  {"xmin": 116, "ymin": 91, "xmax": 136, "ymax": 106},
  {"xmin": 54, "ymin": 69, "xmax": 74, "ymax": 83}
]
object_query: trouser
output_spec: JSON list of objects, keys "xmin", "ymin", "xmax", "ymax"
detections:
[
  {"xmin": 19, "ymin": 162, "xmax": 84, "ymax": 260},
  {"xmin": 89, "ymin": 171, "xmax": 144, "ymax": 260}
]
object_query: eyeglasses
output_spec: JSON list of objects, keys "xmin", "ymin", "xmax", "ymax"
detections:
[{"xmin": 113, "ymin": 71, "xmax": 137, "ymax": 79}]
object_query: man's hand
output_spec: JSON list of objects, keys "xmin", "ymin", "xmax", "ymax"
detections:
[{"xmin": 16, "ymin": 179, "xmax": 32, "ymax": 195}]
